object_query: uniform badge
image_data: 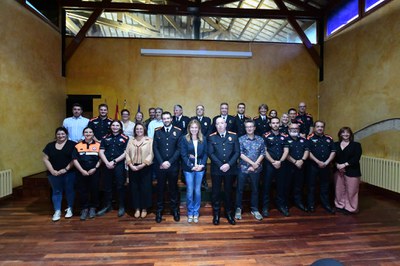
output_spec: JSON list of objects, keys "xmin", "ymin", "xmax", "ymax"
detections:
[
  {"xmin": 204, "ymin": 122, "xmax": 207, "ymax": 126},
  {"xmin": 92, "ymin": 147, "xmax": 97, "ymax": 150},
  {"xmin": 119, "ymin": 138, "xmax": 126, "ymax": 143},
  {"xmin": 108, "ymin": 122, "xmax": 111, "ymax": 125},
  {"xmin": 228, "ymin": 136, "xmax": 232, "ymax": 141},
  {"xmin": 173, "ymin": 131, "xmax": 177, "ymax": 136},
  {"xmin": 326, "ymin": 139, "xmax": 331, "ymax": 143},
  {"xmin": 300, "ymin": 139, "xmax": 304, "ymax": 143},
  {"xmin": 288, "ymin": 140, "xmax": 293, "ymax": 143},
  {"xmin": 183, "ymin": 121, "xmax": 185, "ymax": 128},
  {"xmin": 280, "ymin": 137, "xmax": 284, "ymax": 140},
  {"xmin": 93, "ymin": 121, "xmax": 99, "ymax": 124},
  {"xmin": 268, "ymin": 137, "xmax": 274, "ymax": 140},
  {"xmin": 312, "ymin": 139, "xmax": 318, "ymax": 143},
  {"xmin": 229, "ymin": 120, "xmax": 232, "ymax": 124}
]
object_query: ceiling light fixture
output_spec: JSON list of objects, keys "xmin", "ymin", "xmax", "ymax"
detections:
[{"xmin": 140, "ymin": 49, "xmax": 252, "ymax": 58}]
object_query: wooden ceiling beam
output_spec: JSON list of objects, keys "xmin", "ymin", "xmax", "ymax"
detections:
[
  {"xmin": 61, "ymin": 0, "xmax": 321, "ymax": 19},
  {"xmin": 64, "ymin": 0, "xmax": 111, "ymax": 62},
  {"xmin": 201, "ymin": 0, "xmax": 241, "ymax": 7},
  {"xmin": 274, "ymin": 0, "xmax": 321, "ymax": 68}
]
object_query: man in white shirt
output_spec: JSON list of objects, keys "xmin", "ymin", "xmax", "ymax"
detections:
[
  {"xmin": 63, "ymin": 103, "xmax": 89, "ymax": 142},
  {"xmin": 147, "ymin": 107, "xmax": 163, "ymax": 138}
]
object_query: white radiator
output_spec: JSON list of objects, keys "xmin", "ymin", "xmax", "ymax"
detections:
[
  {"xmin": 0, "ymin": 169, "xmax": 13, "ymax": 198},
  {"xmin": 361, "ymin": 156, "xmax": 400, "ymax": 193}
]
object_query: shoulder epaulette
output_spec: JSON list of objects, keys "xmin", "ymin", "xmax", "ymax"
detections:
[
  {"xmin": 281, "ymin": 133, "xmax": 288, "ymax": 137},
  {"xmin": 103, "ymin": 134, "xmax": 111, "ymax": 138},
  {"xmin": 228, "ymin": 131, "xmax": 236, "ymax": 135},
  {"xmin": 307, "ymin": 133, "xmax": 314, "ymax": 140},
  {"xmin": 89, "ymin": 117, "xmax": 99, "ymax": 121},
  {"xmin": 209, "ymin": 132, "xmax": 217, "ymax": 136},
  {"xmin": 155, "ymin": 127, "xmax": 162, "ymax": 131},
  {"xmin": 107, "ymin": 117, "xmax": 113, "ymax": 121},
  {"xmin": 264, "ymin": 132, "xmax": 272, "ymax": 137},
  {"xmin": 121, "ymin": 133, "xmax": 129, "ymax": 140},
  {"xmin": 173, "ymin": 126, "xmax": 182, "ymax": 131}
]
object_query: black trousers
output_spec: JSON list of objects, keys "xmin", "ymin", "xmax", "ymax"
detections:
[
  {"xmin": 287, "ymin": 163, "xmax": 305, "ymax": 205},
  {"xmin": 211, "ymin": 174, "xmax": 234, "ymax": 214},
  {"xmin": 77, "ymin": 170, "xmax": 100, "ymax": 210},
  {"xmin": 156, "ymin": 168, "xmax": 179, "ymax": 212},
  {"xmin": 102, "ymin": 162, "xmax": 126, "ymax": 208},
  {"xmin": 129, "ymin": 165, "xmax": 152, "ymax": 210},
  {"xmin": 307, "ymin": 164, "xmax": 331, "ymax": 208},
  {"xmin": 262, "ymin": 161, "xmax": 288, "ymax": 210}
]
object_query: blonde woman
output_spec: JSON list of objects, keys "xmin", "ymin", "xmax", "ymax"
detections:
[{"xmin": 180, "ymin": 119, "xmax": 208, "ymax": 223}]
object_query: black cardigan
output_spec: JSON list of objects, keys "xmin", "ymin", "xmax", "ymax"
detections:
[{"xmin": 334, "ymin": 141, "xmax": 362, "ymax": 177}]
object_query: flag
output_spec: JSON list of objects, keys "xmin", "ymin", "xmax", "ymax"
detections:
[{"xmin": 115, "ymin": 100, "xmax": 119, "ymax": 120}]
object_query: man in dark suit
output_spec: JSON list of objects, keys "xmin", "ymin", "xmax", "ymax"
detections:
[
  {"xmin": 191, "ymin": 104, "xmax": 212, "ymax": 190},
  {"xmin": 254, "ymin": 103, "xmax": 271, "ymax": 136},
  {"xmin": 234, "ymin": 102, "xmax": 251, "ymax": 137},
  {"xmin": 211, "ymin": 102, "xmax": 236, "ymax": 133},
  {"xmin": 153, "ymin": 111, "xmax": 182, "ymax": 223},
  {"xmin": 172, "ymin": 104, "xmax": 191, "ymax": 135},
  {"xmin": 191, "ymin": 104, "xmax": 212, "ymax": 137},
  {"xmin": 208, "ymin": 117, "xmax": 240, "ymax": 225}
]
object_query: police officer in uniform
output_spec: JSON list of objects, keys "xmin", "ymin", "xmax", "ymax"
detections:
[
  {"xmin": 254, "ymin": 104, "xmax": 271, "ymax": 136},
  {"xmin": 296, "ymin": 102, "xmax": 314, "ymax": 136},
  {"xmin": 97, "ymin": 120, "xmax": 129, "ymax": 217},
  {"xmin": 288, "ymin": 108, "xmax": 307, "ymax": 137},
  {"xmin": 208, "ymin": 117, "xmax": 240, "ymax": 225},
  {"xmin": 262, "ymin": 117, "xmax": 289, "ymax": 217},
  {"xmin": 212, "ymin": 102, "xmax": 236, "ymax": 133},
  {"xmin": 88, "ymin": 103, "xmax": 113, "ymax": 142},
  {"xmin": 172, "ymin": 104, "xmax": 191, "ymax": 135},
  {"xmin": 153, "ymin": 111, "xmax": 182, "ymax": 223},
  {"xmin": 286, "ymin": 123, "xmax": 310, "ymax": 212},
  {"xmin": 307, "ymin": 120, "xmax": 336, "ymax": 213},
  {"xmin": 233, "ymin": 103, "xmax": 250, "ymax": 137}
]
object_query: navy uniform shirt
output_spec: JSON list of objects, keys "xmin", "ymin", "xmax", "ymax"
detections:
[
  {"xmin": 263, "ymin": 131, "xmax": 289, "ymax": 161},
  {"xmin": 100, "ymin": 133, "xmax": 129, "ymax": 161},
  {"xmin": 279, "ymin": 124, "xmax": 289, "ymax": 135},
  {"xmin": 287, "ymin": 136, "xmax": 309, "ymax": 160},
  {"xmin": 254, "ymin": 115, "xmax": 271, "ymax": 136},
  {"xmin": 88, "ymin": 117, "xmax": 113, "ymax": 141},
  {"xmin": 191, "ymin": 116, "xmax": 212, "ymax": 137},
  {"xmin": 296, "ymin": 113, "xmax": 313, "ymax": 134},
  {"xmin": 234, "ymin": 114, "xmax": 251, "ymax": 137},
  {"xmin": 208, "ymin": 131, "xmax": 240, "ymax": 175},
  {"xmin": 307, "ymin": 133, "xmax": 336, "ymax": 162},
  {"xmin": 211, "ymin": 115, "xmax": 236, "ymax": 134},
  {"xmin": 153, "ymin": 126, "xmax": 182, "ymax": 170},
  {"xmin": 172, "ymin": 115, "xmax": 191, "ymax": 135}
]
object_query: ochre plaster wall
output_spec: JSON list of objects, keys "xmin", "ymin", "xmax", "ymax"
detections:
[
  {"xmin": 0, "ymin": 1, "xmax": 65, "ymax": 187},
  {"xmin": 66, "ymin": 39, "xmax": 319, "ymax": 120},
  {"xmin": 320, "ymin": 0, "xmax": 400, "ymax": 159}
]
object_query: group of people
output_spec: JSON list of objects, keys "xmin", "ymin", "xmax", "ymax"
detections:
[{"xmin": 43, "ymin": 101, "xmax": 362, "ymax": 225}]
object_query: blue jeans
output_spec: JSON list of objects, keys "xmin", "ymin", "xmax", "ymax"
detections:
[
  {"xmin": 184, "ymin": 170, "xmax": 204, "ymax": 217},
  {"xmin": 48, "ymin": 171, "xmax": 76, "ymax": 211}
]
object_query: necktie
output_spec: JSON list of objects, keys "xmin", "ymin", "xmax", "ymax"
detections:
[
  {"xmin": 198, "ymin": 117, "xmax": 202, "ymax": 122},
  {"xmin": 166, "ymin": 128, "xmax": 169, "ymax": 133},
  {"xmin": 221, "ymin": 134, "xmax": 225, "ymax": 138}
]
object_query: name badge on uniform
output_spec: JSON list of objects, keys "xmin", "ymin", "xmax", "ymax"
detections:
[
  {"xmin": 288, "ymin": 140, "xmax": 293, "ymax": 143},
  {"xmin": 312, "ymin": 139, "xmax": 318, "ymax": 143},
  {"xmin": 268, "ymin": 137, "xmax": 274, "ymax": 140},
  {"xmin": 228, "ymin": 136, "xmax": 232, "ymax": 141}
]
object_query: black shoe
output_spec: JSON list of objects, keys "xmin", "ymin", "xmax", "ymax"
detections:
[
  {"xmin": 323, "ymin": 205, "xmax": 336, "ymax": 214},
  {"xmin": 278, "ymin": 207, "xmax": 290, "ymax": 217},
  {"xmin": 96, "ymin": 205, "xmax": 112, "ymax": 216},
  {"xmin": 262, "ymin": 209, "xmax": 269, "ymax": 218},
  {"xmin": 201, "ymin": 179, "xmax": 209, "ymax": 191},
  {"xmin": 118, "ymin": 207, "xmax": 125, "ymax": 217},
  {"xmin": 226, "ymin": 213, "xmax": 236, "ymax": 225},
  {"xmin": 212, "ymin": 213, "xmax": 220, "ymax": 225},
  {"xmin": 295, "ymin": 203, "xmax": 308, "ymax": 212},
  {"xmin": 308, "ymin": 205, "xmax": 315, "ymax": 213},
  {"xmin": 155, "ymin": 212, "xmax": 162, "ymax": 223},
  {"xmin": 172, "ymin": 210, "xmax": 180, "ymax": 222}
]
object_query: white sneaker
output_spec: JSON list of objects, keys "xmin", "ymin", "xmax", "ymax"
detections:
[
  {"xmin": 187, "ymin": 215, "xmax": 193, "ymax": 223},
  {"xmin": 52, "ymin": 210, "xmax": 61, "ymax": 222},
  {"xmin": 65, "ymin": 208, "xmax": 73, "ymax": 218},
  {"xmin": 235, "ymin": 207, "xmax": 242, "ymax": 220},
  {"xmin": 193, "ymin": 216, "xmax": 199, "ymax": 223}
]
